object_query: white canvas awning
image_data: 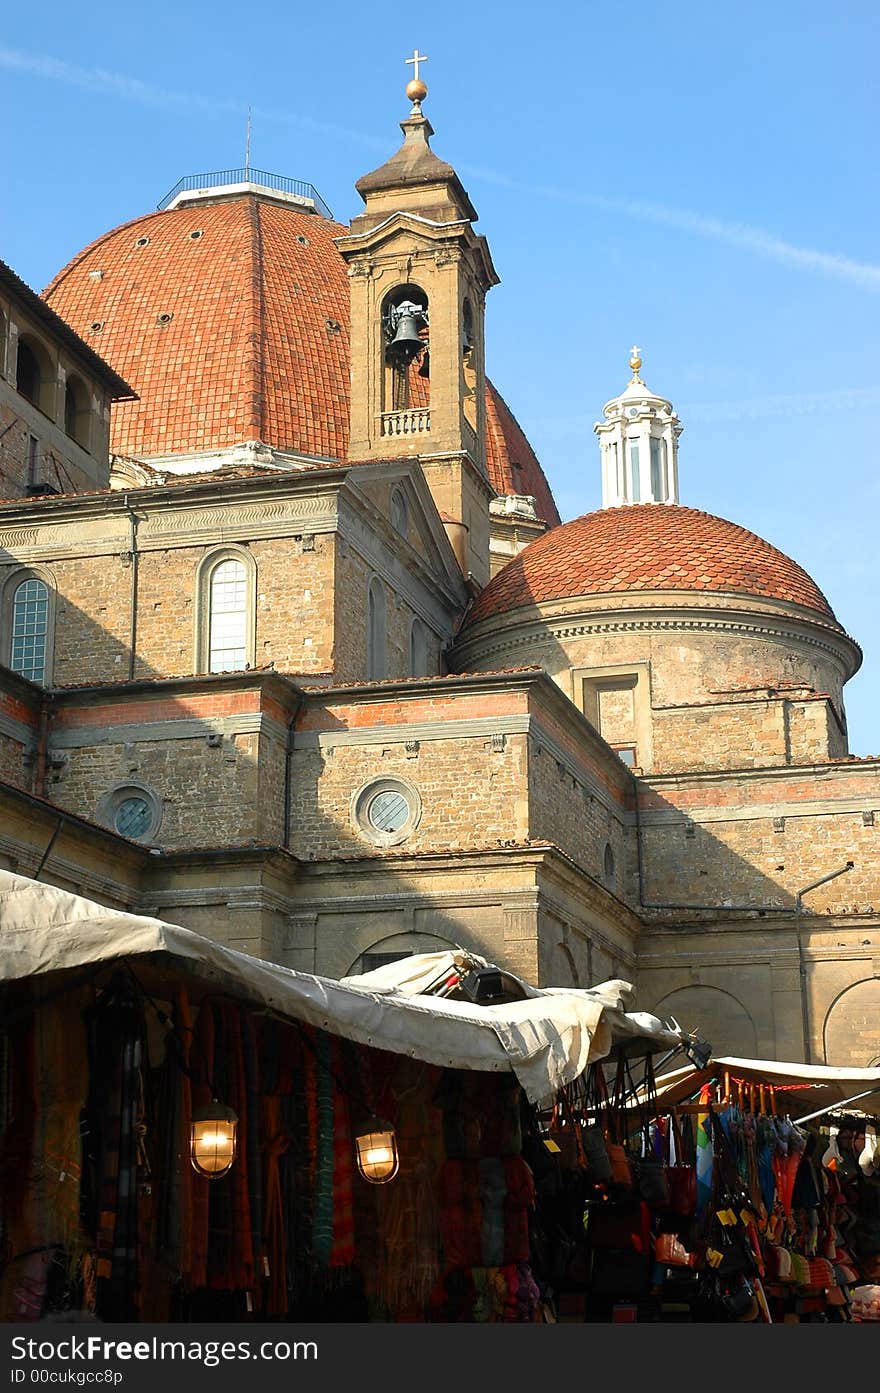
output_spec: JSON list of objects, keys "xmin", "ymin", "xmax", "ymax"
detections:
[
  {"xmin": 650, "ymin": 1055, "xmax": 880, "ymax": 1120},
  {"xmin": 0, "ymin": 869, "xmax": 685, "ymax": 1105}
]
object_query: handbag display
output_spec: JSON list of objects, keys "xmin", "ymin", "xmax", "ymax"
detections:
[
  {"xmin": 655, "ymin": 1231, "xmax": 697, "ymax": 1268},
  {"xmin": 666, "ymin": 1110, "xmax": 697, "ymax": 1217},
  {"xmin": 636, "ymin": 1155, "xmax": 670, "ymax": 1208}
]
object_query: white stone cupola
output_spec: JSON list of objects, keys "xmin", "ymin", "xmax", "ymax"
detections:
[{"xmin": 594, "ymin": 349, "xmax": 682, "ymax": 507}]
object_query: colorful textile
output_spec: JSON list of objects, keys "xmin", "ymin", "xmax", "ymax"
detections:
[{"xmin": 695, "ymin": 1087, "xmax": 714, "ymax": 1217}]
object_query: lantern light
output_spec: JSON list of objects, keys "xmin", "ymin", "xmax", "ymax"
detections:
[
  {"xmin": 191, "ymin": 1101, "xmax": 238, "ymax": 1178},
  {"xmin": 355, "ymin": 1118, "xmax": 399, "ymax": 1184}
]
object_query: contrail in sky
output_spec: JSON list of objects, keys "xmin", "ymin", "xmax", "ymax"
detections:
[
  {"xmin": 456, "ymin": 162, "xmax": 880, "ymax": 291},
  {"xmin": 4, "ymin": 46, "xmax": 880, "ymax": 290},
  {"xmin": 0, "ymin": 48, "xmax": 388, "ymax": 151}
]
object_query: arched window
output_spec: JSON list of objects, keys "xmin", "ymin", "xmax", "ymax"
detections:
[
  {"xmin": 390, "ymin": 486, "xmax": 409, "ymax": 536},
  {"xmin": 194, "ymin": 548, "xmax": 256, "ymax": 675},
  {"xmin": 10, "ymin": 577, "xmax": 50, "ymax": 683},
  {"xmin": 603, "ymin": 842, "xmax": 616, "ymax": 889},
  {"xmin": 381, "ymin": 284, "xmax": 429, "ymax": 425},
  {"xmin": 64, "ymin": 375, "xmax": 91, "ymax": 449},
  {"xmin": 16, "ymin": 336, "xmax": 53, "ymax": 415},
  {"xmin": 409, "ymin": 618, "xmax": 429, "ymax": 677},
  {"xmin": 367, "ymin": 577, "xmax": 386, "ymax": 680},
  {"xmin": 209, "ymin": 559, "xmax": 248, "ymax": 672}
]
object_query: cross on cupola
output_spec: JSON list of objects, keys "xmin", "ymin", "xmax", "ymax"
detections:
[
  {"xmin": 406, "ymin": 49, "xmax": 428, "ymax": 81},
  {"xmin": 405, "ymin": 49, "xmax": 429, "ymax": 113},
  {"xmin": 593, "ymin": 348, "xmax": 683, "ymax": 508}
]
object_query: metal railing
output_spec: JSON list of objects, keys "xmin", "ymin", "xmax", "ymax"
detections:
[
  {"xmin": 158, "ymin": 169, "xmax": 334, "ymax": 219},
  {"xmin": 380, "ymin": 408, "xmax": 431, "ymax": 438}
]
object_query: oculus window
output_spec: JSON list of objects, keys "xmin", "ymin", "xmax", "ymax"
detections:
[{"xmin": 352, "ymin": 776, "xmax": 421, "ymax": 847}]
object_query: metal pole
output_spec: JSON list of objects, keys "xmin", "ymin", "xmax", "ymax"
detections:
[
  {"xmin": 794, "ymin": 1086, "xmax": 878, "ymax": 1126},
  {"xmin": 795, "ymin": 861, "xmax": 855, "ymax": 1065}
]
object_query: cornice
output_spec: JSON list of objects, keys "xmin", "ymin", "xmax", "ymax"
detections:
[{"xmin": 453, "ymin": 605, "xmax": 859, "ymax": 676}]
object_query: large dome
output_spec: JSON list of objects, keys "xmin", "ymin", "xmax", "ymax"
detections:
[
  {"xmin": 43, "ymin": 192, "xmax": 557, "ymax": 515},
  {"xmin": 466, "ymin": 503, "xmax": 841, "ymax": 627}
]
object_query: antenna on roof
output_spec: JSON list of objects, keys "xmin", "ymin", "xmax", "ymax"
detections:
[{"xmin": 244, "ymin": 106, "xmax": 252, "ymax": 179}]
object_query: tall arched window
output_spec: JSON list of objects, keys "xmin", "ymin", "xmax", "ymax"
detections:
[
  {"xmin": 64, "ymin": 375, "xmax": 91, "ymax": 449},
  {"xmin": 409, "ymin": 618, "xmax": 429, "ymax": 677},
  {"xmin": 208, "ymin": 558, "xmax": 248, "ymax": 672},
  {"xmin": 367, "ymin": 578, "xmax": 386, "ymax": 680},
  {"xmin": 194, "ymin": 547, "xmax": 256, "ymax": 675},
  {"xmin": 10, "ymin": 577, "xmax": 50, "ymax": 683},
  {"xmin": 16, "ymin": 336, "xmax": 53, "ymax": 415}
]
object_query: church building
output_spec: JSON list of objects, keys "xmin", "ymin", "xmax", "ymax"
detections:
[{"xmin": 0, "ymin": 69, "xmax": 877, "ymax": 1067}]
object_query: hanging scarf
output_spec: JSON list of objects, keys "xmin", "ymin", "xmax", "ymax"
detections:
[
  {"xmin": 695, "ymin": 1086, "xmax": 714, "ymax": 1218},
  {"xmin": 241, "ymin": 1012, "xmax": 262, "ymax": 1290},
  {"xmin": 189, "ymin": 1000, "xmax": 214, "ymax": 1289},
  {"xmin": 311, "ymin": 1031, "xmax": 336, "ymax": 1267},
  {"xmin": 480, "ymin": 1159, "xmax": 507, "ymax": 1267},
  {"xmin": 371, "ymin": 1055, "xmax": 442, "ymax": 1314},
  {"xmin": 206, "ymin": 1004, "xmax": 254, "ymax": 1294},
  {"xmin": 83, "ymin": 975, "xmax": 144, "ymax": 1320},
  {"xmin": 260, "ymin": 1093, "xmax": 290, "ymax": 1316}
]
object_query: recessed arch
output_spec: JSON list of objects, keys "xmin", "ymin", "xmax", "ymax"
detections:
[
  {"xmin": 822, "ymin": 978, "xmax": 880, "ymax": 1066},
  {"xmin": 346, "ymin": 929, "xmax": 459, "ymax": 978},
  {"xmin": 409, "ymin": 617, "xmax": 429, "ymax": 677},
  {"xmin": 16, "ymin": 333, "xmax": 54, "ymax": 416},
  {"xmin": 381, "ymin": 282, "xmax": 429, "ymax": 416},
  {"xmin": 651, "ymin": 984, "xmax": 757, "ymax": 1058},
  {"xmin": 64, "ymin": 373, "xmax": 91, "ymax": 450},
  {"xmin": 367, "ymin": 576, "xmax": 387, "ymax": 680}
]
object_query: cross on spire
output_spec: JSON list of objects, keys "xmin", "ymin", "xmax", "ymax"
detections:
[{"xmin": 405, "ymin": 49, "xmax": 428, "ymax": 82}]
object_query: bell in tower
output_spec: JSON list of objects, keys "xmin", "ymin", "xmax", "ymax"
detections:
[{"xmin": 336, "ymin": 54, "xmax": 499, "ymax": 587}]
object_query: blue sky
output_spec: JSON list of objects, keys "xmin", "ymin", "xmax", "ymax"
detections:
[{"xmin": 2, "ymin": 2, "xmax": 879, "ymax": 752}]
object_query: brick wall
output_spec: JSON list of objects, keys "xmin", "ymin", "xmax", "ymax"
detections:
[
  {"xmin": 638, "ymin": 762, "xmax": 880, "ymax": 913},
  {"xmin": 289, "ymin": 732, "xmax": 529, "ymax": 860},
  {"xmin": 47, "ymin": 681, "xmax": 295, "ymax": 849},
  {"xmin": 458, "ymin": 610, "xmax": 852, "ymax": 774}
]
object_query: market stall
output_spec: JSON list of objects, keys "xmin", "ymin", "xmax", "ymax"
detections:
[
  {"xmin": 534, "ymin": 1051, "xmax": 880, "ymax": 1323},
  {"xmin": 0, "ymin": 869, "xmax": 685, "ymax": 1325}
]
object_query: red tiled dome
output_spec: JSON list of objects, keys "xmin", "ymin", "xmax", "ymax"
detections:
[
  {"xmin": 43, "ymin": 194, "xmax": 557, "ymax": 513},
  {"xmin": 466, "ymin": 504, "xmax": 840, "ymax": 627}
]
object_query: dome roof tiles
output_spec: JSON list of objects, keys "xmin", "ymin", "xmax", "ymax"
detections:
[
  {"xmin": 43, "ymin": 193, "xmax": 557, "ymax": 517},
  {"xmin": 466, "ymin": 503, "xmax": 840, "ymax": 627}
]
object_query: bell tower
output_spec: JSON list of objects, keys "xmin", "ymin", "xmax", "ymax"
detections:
[
  {"xmin": 336, "ymin": 57, "xmax": 499, "ymax": 587},
  {"xmin": 594, "ymin": 349, "xmax": 683, "ymax": 508}
]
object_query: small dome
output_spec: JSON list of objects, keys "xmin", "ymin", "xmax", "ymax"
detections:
[{"xmin": 466, "ymin": 503, "xmax": 841, "ymax": 627}]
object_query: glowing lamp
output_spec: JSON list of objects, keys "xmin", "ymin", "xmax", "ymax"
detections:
[
  {"xmin": 191, "ymin": 1102, "xmax": 238, "ymax": 1178},
  {"xmin": 355, "ymin": 1119, "xmax": 399, "ymax": 1184}
]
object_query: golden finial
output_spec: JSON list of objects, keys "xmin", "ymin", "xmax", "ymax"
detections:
[
  {"xmin": 629, "ymin": 344, "xmax": 643, "ymax": 382},
  {"xmin": 405, "ymin": 48, "xmax": 429, "ymax": 112}
]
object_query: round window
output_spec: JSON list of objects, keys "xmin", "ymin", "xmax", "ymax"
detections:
[
  {"xmin": 115, "ymin": 796, "xmax": 152, "ymax": 838},
  {"xmin": 353, "ymin": 777, "xmax": 421, "ymax": 847},
  {"xmin": 367, "ymin": 789, "xmax": 409, "ymax": 833},
  {"xmin": 97, "ymin": 781, "xmax": 162, "ymax": 844}
]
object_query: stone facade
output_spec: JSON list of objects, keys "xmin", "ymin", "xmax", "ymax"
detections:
[
  {"xmin": 0, "ymin": 260, "xmax": 131, "ymax": 500},
  {"xmin": 0, "ymin": 97, "xmax": 878, "ymax": 1077}
]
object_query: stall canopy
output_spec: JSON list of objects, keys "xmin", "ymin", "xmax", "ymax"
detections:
[
  {"xmin": 650, "ymin": 1056, "xmax": 880, "ymax": 1120},
  {"xmin": 0, "ymin": 869, "xmax": 685, "ymax": 1106}
]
